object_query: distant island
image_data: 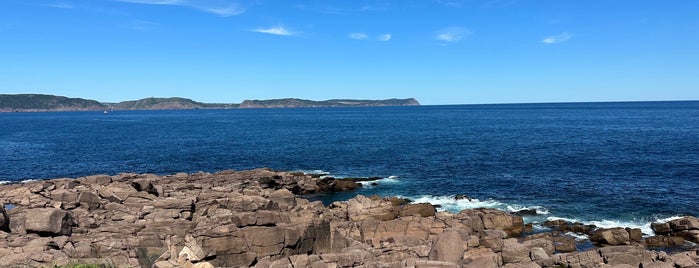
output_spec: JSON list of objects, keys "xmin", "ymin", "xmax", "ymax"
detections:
[{"xmin": 0, "ymin": 94, "xmax": 419, "ymax": 112}]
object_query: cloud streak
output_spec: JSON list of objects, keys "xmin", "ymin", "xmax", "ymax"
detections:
[
  {"xmin": 436, "ymin": 27, "xmax": 471, "ymax": 43},
  {"xmin": 113, "ymin": 0, "xmax": 244, "ymax": 16},
  {"xmin": 251, "ymin": 26, "xmax": 297, "ymax": 36},
  {"xmin": 45, "ymin": 2, "xmax": 76, "ymax": 9},
  {"xmin": 348, "ymin": 32, "xmax": 368, "ymax": 40},
  {"xmin": 378, "ymin": 34, "xmax": 391, "ymax": 41},
  {"xmin": 542, "ymin": 32, "xmax": 572, "ymax": 44}
]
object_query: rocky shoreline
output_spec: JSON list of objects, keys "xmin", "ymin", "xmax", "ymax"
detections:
[{"xmin": 0, "ymin": 169, "xmax": 697, "ymax": 267}]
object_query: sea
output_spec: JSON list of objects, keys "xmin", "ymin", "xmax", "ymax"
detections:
[{"xmin": 1, "ymin": 101, "xmax": 698, "ymax": 235}]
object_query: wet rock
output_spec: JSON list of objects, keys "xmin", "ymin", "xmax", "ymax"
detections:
[
  {"xmin": 626, "ymin": 227, "xmax": 643, "ymax": 242},
  {"xmin": 651, "ymin": 222, "xmax": 672, "ymax": 235},
  {"xmin": 454, "ymin": 194, "xmax": 472, "ymax": 201},
  {"xmin": 512, "ymin": 209, "xmax": 538, "ymax": 216}
]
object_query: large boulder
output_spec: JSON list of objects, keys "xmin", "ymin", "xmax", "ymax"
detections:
[
  {"xmin": 589, "ymin": 227, "xmax": 630, "ymax": 246},
  {"xmin": 428, "ymin": 231, "xmax": 465, "ymax": 265},
  {"xmin": 24, "ymin": 208, "xmax": 74, "ymax": 236},
  {"xmin": 651, "ymin": 222, "xmax": 672, "ymax": 235},
  {"xmin": 668, "ymin": 216, "xmax": 699, "ymax": 232},
  {"xmin": 399, "ymin": 203, "xmax": 436, "ymax": 217}
]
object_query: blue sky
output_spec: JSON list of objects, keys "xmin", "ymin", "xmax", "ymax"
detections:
[{"xmin": 0, "ymin": 0, "xmax": 697, "ymax": 105}]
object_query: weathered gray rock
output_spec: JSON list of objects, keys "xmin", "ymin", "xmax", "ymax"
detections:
[{"xmin": 24, "ymin": 208, "xmax": 73, "ymax": 236}]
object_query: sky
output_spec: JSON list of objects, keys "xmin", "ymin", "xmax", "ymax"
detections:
[{"xmin": 0, "ymin": 0, "xmax": 697, "ymax": 105}]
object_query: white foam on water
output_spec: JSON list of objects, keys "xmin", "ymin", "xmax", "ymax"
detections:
[
  {"xmin": 564, "ymin": 232, "xmax": 590, "ymax": 241},
  {"xmin": 357, "ymin": 176, "xmax": 401, "ymax": 186},
  {"xmin": 20, "ymin": 179, "xmax": 38, "ymax": 183},
  {"xmin": 506, "ymin": 205, "xmax": 550, "ymax": 215},
  {"xmin": 0, "ymin": 181, "xmax": 10, "ymax": 185},
  {"xmin": 296, "ymin": 169, "xmax": 329, "ymax": 175},
  {"xmin": 653, "ymin": 215, "xmax": 684, "ymax": 223},
  {"xmin": 404, "ymin": 195, "xmax": 504, "ymax": 213},
  {"xmin": 546, "ymin": 216, "xmax": 658, "ymax": 235}
]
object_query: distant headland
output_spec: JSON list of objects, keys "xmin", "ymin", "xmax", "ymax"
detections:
[{"xmin": 0, "ymin": 94, "xmax": 420, "ymax": 112}]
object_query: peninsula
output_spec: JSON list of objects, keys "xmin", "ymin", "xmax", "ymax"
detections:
[{"xmin": 0, "ymin": 94, "xmax": 420, "ymax": 112}]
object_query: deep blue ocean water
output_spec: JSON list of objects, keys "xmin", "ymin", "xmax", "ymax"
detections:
[{"xmin": 1, "ymin": 101, "xmax": 698, "ymax": 233}]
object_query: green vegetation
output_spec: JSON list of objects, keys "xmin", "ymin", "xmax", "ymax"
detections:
[
  {"xmin": 239, "ymin": 98, "xmax": 420, "ymax": 108},
  {"xmin": 0, "ymin": 94, "xmax": 105, "ymax": 111},
  {"xmin": 0, "ymin": 94, "xmax": 418, "ymax": 112}
]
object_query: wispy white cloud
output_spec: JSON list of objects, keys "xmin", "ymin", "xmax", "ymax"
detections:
[
  {"xmin": 45, "ymin": 2, "xmax": 76, "ymax": 9},
  {"xmin": 435, "ymin": 0, "xmax": 465, "ymax": 7},
  {"xmin": 296, "ymin": 4, "xmax": 387, "ymax": 14},
  {"xmin": 348, "ymin": 32, "xmax": 368, "ymax": 40},
  {"xmin": 483, "ymin": 0, "xmax": 519, "ymax": 8},
  {"xmin": 378, "ymin": 34, "xmax": 391, "ymax": 42},
  {"xmin": 251, "ymin": 26, "xmax": 297, "ymax": 36},
  {"xmin": 435, "ymin": 26, "xmax": 471, "ymax": 43},
  {"xmin": 113, "ymin": 0, "xmax": 244, "ymax": 16},
  {"xmin": 542, "ymin": 32, "xmax": 572, "ymax": 44}
]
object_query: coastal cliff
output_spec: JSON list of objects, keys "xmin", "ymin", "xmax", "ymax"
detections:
[
  {"xmin": 0, "ymin": 94, "xmax": 419, "ymax": 112},
  {"xmin": 0, "ymin": 169, "xmax": 697, "ymax": 267},
  {"xmin": 0, "ymin": 94, "xmax": 105, "ymax": 112},
  {"xmin": 238, "ymin": 98, "xmax": 420, "ymax": 108}
]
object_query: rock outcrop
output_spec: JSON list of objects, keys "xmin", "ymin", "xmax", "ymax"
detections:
[{"xmin": 0, "ymin": 169, "xmax": 697, "ymax": 268}]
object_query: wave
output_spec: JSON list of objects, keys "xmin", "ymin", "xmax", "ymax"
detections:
[
  {"xmin": 402, "ymin": 194, "xmax": 504, "ymax": 212},
  {"xmin": 0, "ymin": 179, "xmax": 38, "ymax": 185},
  {"xmin": 564, "ymin": 232, "xmax": 589, "ymax": 241},
  {"xmin": 395, "ymin": 194, "xmax": 690, "ymax": 237},
  {"xmin": 546, "ymin": 215, "xmax": 688, "ymax": 236},
  {"xmin": 506, "ymin": 205, "xmax": 550, "ymax": 215},
  {"xmin": 358, "ymin": 176, "xmax": 401, "ymax": 186},
  {"xmin": 296, "ymin": 169, "xmax": 329, "ymax": 175},
  {"xmin": 404, "ymin": 194, "xmax": 552, "ymax": 217}
]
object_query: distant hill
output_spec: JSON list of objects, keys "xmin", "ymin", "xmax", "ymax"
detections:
[
  {"xmin": 0, "ymin": 94, "xmax": 419, "ymax": 112},
  {"xmin": 107, "ymin": 97, "xmax": 237, "ymax": 110},
  {"xmin": 239, "ymin": 98, "xmax": 420, "ymax": 108},
  {"xmin": 0, "ymin": 94, "xmax": 106, "ymax": 112}
]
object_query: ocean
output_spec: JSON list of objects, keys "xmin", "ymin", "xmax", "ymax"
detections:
[{"xmin": 1, "ymin": 101, "xmax": 698, "ymax": 234}]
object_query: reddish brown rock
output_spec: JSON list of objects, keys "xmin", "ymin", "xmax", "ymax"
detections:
[
  {"xmin": 24, "ymin": 208, "xmax": 73, "ymax": 236},
  {"xmin": 590, "ymin": 227, "xmax": 630, "ymax": 246},
  {"xmin": 428, "ymin": 230, "xmax": 464, "ymax": 265},
  {"xmin": 0, "ymin": 169, "xmax": 697, "ymax": 267}
]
